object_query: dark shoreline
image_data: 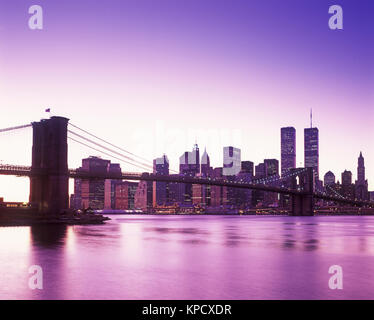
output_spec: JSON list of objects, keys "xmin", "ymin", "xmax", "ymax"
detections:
[{"xmin": 0, "ymin": 210, "xmax": 110, "ymax": 227}]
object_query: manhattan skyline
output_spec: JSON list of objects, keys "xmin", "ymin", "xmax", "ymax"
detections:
[{"xmin": 0, "ymin": 0, "xmax": 373, "ymax": 201}]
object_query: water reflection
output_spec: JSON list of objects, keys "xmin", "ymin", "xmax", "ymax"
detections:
[
  {"xmin": 1, "ymin": 216, "xmax": 374, "ymax": 299},
  {"xmin": 30, "ymin": 225, "xmax": 67, "ymax": 248}
]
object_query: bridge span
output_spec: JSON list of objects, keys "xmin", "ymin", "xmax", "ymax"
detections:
[{"xmin": 1, "ymin": 117, "xmax": 373, "ymax": 216}]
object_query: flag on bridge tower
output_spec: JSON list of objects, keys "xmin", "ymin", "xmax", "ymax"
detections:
[{"xmin": 45, "ymin": 108, "xmax": 51, "ymax": 113}]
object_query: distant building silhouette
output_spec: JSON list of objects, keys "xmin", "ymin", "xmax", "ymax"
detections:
[
  {"xmin": 153, "ymin": 155, "xmax": 169, "ymax": 206},
  {"xmin": 115, "ymin": 181, "xmax": 137, "ymax": 210},
  {"xmin": 223, "ymin": 146, "xmax": 241, "ymax": 176},
  {"xmin": 179, "ymin": 143, "xmax": 200, "ymax": 176},
  {"xmin": 370, "ymin": 191, "xmax": 374, "ymax": 202},
  {"xmin": 281, "ymin": 127, "xmax": 296, "ymax": 176},
  {"xmin": 72, "ymin": 156, "xmax": 120, "ymax": 210},
  {"xmin": 241, "ymin": 161, "xmax": 254, "ymax": 176},
  {"xmin": 324, "ymin": 171, "xmax": 335, "ymax": 186},
  {"xmin": 355, "ymin": 152, "xmax": 369, "ymax": 200},
  {"xmin": 223, "ymin": 146, "xmax": 241, "ymax": 206},
  {"xmin": 210, "ymin": 167, "xmax": 224, "ymax": 208},
  {"xmin": 264, "ymin": 159, "xmax": 279, "ymax": 206},
  {"xmin": 134, "ymin": 179, "xmax": 153, "ymax": 212},
  {"xmin": 341, "ymin": 170, "xmax": 355, "ymax": 200},
  {"xmin": 179, "ymin": 144, "xmax": 200, "ymax": 204},
  {"xmin": 253, "ymin": 162, "xmax": 265, "ymax": 206},
  {"xmin": 304, "ymin": 127, "xmax": 319, "ymax": 179},
  {"xmin": 193, "ymin": 148, "xmax": 213, "ymax": 206},
  {"xmin": 200, "ymin": 148, "xmax": 212, "ymax": 177}
]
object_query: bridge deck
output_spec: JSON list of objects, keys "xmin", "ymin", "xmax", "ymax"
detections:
[{"xmin": 0, "ymin": 165, "xmax": 373, "ymax": 207}]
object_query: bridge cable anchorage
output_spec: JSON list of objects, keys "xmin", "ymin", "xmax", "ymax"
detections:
[
  {"xmin": 68, "ymin": 122, "xmax": 179, "ymax": 174},
  {"xmin": 68, "ymin": 130, "xmax": 153, "ymax": 170},
  {"xmin": 0, "ymin": 123, "xmax": 32, "ymax": 133},
  {"xmin": 68, "ymin": 136, "xmax": 152, "ymax": 172}
]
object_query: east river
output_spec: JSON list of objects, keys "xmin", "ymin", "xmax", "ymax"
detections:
[{"xmin": 1, "ymin": 215, "xmax": 374, "ymax": 299}]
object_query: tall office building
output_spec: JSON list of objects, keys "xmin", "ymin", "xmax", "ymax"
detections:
[
  {"xmin": 241, "ymin": 161, "xmax": 254, "ymax": 176},
  {"xmin": 73, "ymin": 156, "xmax": 120, "ymax": 210},
  {"xmin": 104, "ymin": 163, "xmax": 121, "ymax": 209},
  {"xmin": 252, "ymin": 162, "xmax": 265, "ymax": 206},
  {"xmin": 179, "ymin": 143, "xmax": 200, "ymax": 176},
  {"xmin": 134, "ymin": 179, "xmax": 153, "ymax": 212},
  {"xmin": 304, "ymin": 127, "xmax": 319, "ymax": 179},
  {"xmin": 179, "ymin": 144, "xmax": 200, "ymax": 204},
  {"xmin": 264, "ymin": 159, "xmax": 279, "ymax": 206},
  {"xmin": 355, "ymin": 152, "xmax": 369, "ymax": 200},
  {"xmin": 195, "ymin": 148, "xmax": 213, "ymax": 206},
  {"xmin": 324, "ymin": 171, "xmax": 335, "ymax": 186},
  {"xmin": 223, "ymin": 146, "xmax": 241, "ymax": 206},
  {"xmin": 255, "ymin": 163, "xmax": 265, "ymax": 178},
  {"xmin": 357, "ymin": 152, "xmax": 366, "ymax": 182},
  {"xmin": 237, "ymin": 161, "xmax": 254, "ymax": 208},
  {"xmin": 210, "ymin": 167, "xmax": 224, "ymax": 207},
  {"xmin": 281, "ymin": 127, "xmax": 296, "ymax": 175},
  {"xmin": 153, "ymin": 155, "xmax": 169, "ymax": 205},
  {"xmin": 201, "ymin": 148, "xmax": 212, "ymax": 177},
  {"xmin": 223, "ymin": 146, "xmax": 241, "ymax": 176},
  {"xmin": 342, "ymin": 170, "xmax": 355, "ymax": 200},
  {"xmin": 370, "ymin": 191, "xmax": 374, "ymax": 202},
  {"xmin": 115, "ymin": 181, "xmax": 138, "ymax": 210},
  {"xmin": 264, "ymin": 159, "xmax": 279, "ymax": 177},
  {"xmin": 342, "ymin": 170, "xmax": 352, "ymax": 185}
]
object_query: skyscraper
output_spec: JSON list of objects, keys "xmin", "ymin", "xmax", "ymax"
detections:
[
  {"xmin": 357, "ymin": 152, "xmax": 366, "ymax": 182},
  {"xmin": 342, "ymin": 170, "xmax": 355, "ymax": 200},
  {"xmin": 201, "ymin": 148, "xmax": 212, "ymax": 177},
  {"xmin": 153, "ymin": 154, "xmax": 169, "ymax": 205},
  {"xmin": 255, "ymin": 163, "xmax": 265, "ymax": 178},
  {"xmin": 115, "ymin": 181, "xmax": 138, "ymax": 210},
  {"xmin": 342, "ymin": 170, "xmax": 352, "ymax": 185},
  {"xmin": 179, "ymin": 144, "xmax": 200, "ymax": 204},
  {"xmin": 264, "ymin": 159, "xmax": 279, "ymax": 206},
  {"xmin": 281, "ymin": 127, "xmax": 296, "ymax": 176},
  {"xmin": 223, "ymin": 146, "xmax": 241, "ymax": 207},
  {"xmin": 134, "ymin": 179, "xmax": 153, "ymax": 212},
  {"xmin": 304, "ymin": 127, "xmax": 319, "ymax": 179},
  {"xmin": 104, "ymin": 163, "xmax": 121, "ymax": 209},
  {"xmin": 253, "ymin": 162, "xmax": 265, "ymax": 207},
  {"xmin": 73, "ymin": 156, "xmax": 118, "ymax": 210},
  {"xmin": 223, "ymin": 146, "xmax": 241, "ymax": 176},
  {"xmin": 179, "ymin": 143, "xmax": 200, "ymax": 176},
  {"xmin": 355, "ymin": 152, "xmax": 369, "ymax": 200},
  {"xmin": 264, "ymin": 159, "xmax": 279, "ymax": 177},
  {"xmin": 324, "ymin": 171, "xmax": 335, "ymax": 186}
]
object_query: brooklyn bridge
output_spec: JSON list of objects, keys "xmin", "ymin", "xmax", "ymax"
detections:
[{"xmin": 0, "ymin": 116, "xmax": 373, "ymax": 216}]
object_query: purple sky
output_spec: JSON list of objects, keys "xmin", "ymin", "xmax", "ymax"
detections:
[{"xmin": 0, "ymin": 0, "xmax": 373, "ymax": 201}]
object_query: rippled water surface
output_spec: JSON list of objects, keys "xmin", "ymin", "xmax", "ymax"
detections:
[{"xmin": 1, "ymin": 215, "xmax": 374, "ymax": 299}]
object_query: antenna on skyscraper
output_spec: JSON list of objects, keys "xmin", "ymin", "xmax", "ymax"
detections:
[{"xmin": 310, "ymin": 108, "xmax": 313, "ymax": 128}]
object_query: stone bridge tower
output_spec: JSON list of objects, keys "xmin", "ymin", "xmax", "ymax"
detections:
[
  {"xmin": 29, "ymin": 116, "xmax": 69, "ymax": 214},
  {"xmin": 289, "ymin": 167, "xmax": 315, "ymax": 216}
]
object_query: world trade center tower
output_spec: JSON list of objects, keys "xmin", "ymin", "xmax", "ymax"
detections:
[
  {"xmin": 304, "ymin": 127, "xmax": 319, "ymax": 180},
  {"xmin": 281, "ymin": 127, "xmax": 296, "ymax": 176}
]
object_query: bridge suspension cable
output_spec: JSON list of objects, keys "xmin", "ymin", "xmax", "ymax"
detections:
[
  {"xmin": 0, "ymin": 124, "xmax": 32, "ymax": 133},
  {"xmin": 68, "ymin": 136, "xmax": 150, "ymax": 172},
  {"xmin": 68, "ymin": 130, "xmax": 153, "ymax": 170},
  {"xmin": 325, "ymin": 184, "xmax": 346, "ymax": 199},
  {"xmin": 69, "ymin": 123, "xmax": 151, "ymax": 164},
  {"xmin": 68, "ymin": 122, "xmax": 179, "ymax": 174},
  {"xmin": 251, "ymin": 168, "xmax": 306, "ymax": 185}
]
